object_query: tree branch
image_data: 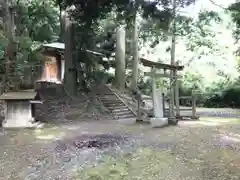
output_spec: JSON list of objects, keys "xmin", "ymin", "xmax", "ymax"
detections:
[{"xmin": 208, "ymin": 0, "xmax": 227, "ymax": 10}]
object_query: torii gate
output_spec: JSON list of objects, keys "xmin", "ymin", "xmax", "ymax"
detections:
[{"xmin": 140, "ymin": 58, "xmax": 184, "ymax": 127}]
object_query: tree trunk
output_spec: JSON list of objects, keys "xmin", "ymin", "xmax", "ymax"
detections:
[
  {"xmin": 169, "ymin": 0, "xmax": 177, "ymax": 123},
  {"xmin": 115, "ymin": 26, "xmax": 126, "ymax": 91},
  {"xmin": 59, "ymin": 4, "xmax": 64, "ymax": 41},
  {"xmin": 64, "ymin": 10, "xmax": 77, "ymax": 96},
  {"xmin": 4, "ymin": 0, "xmax": 19, "ymax": 92},
  {"xmin": 130, "ymin": 12, "xmax": 139, "ymax": 91}
]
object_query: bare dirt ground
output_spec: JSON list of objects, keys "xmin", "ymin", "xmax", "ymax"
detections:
[
  {"xmin": 1, "ymin": 119, "xmax": 240, "ymax": 180},
  {"xmin": 0, "ymin": 87, "xmax": 240, "ymax": 180}
]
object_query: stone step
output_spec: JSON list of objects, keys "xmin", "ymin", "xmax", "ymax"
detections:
[
  {"xmin": 99, "ymin": 96, "xmax": 121, "ymax": 100},
  {"xmin": 100, "ymin": 100, "xmax": 120, "ymax": 103},
  {"xmin": 95, "ymin": 87, "xmax": 112, "ymax": 92},
  {"xmin": 112, "ymin": 111, "xmax": 134, "ymax": 116},
  {"xmin": 99, "ymin": 96, "xmax": 120, "ymax": 100},
  {"xmin": 108, "ymin": 105, "xmax": 128, "ymax": 110},
  {"xmin": 95, "ymin": 91, "xmax": 113, "ymax": 95},
  {"xmin": 96, "ymin": 85, "xmax": 136, "ymax": 120},
  {"xmin": 101, "ymin": 100, "xmax": 123, "ymax": 105},
  {"xmin": 112, "ymin": 108, "xmax": 129, "ymax": 112},
  {"xmin": 105, "ymin": 105, "xmax": 126, "ymax": 109},
  {"xmin": 115, "ymin": 114, "xmax": 136, "ymax": 119},
  {"xmin": 98, "ymin": 95, "xmax": 118, "ymax": 98},
  {"xmin": 98, "ymin": 93, "xmax": 116, "ymax": 96},
  {"xmin": 103, "ymin": 101, "xmax": 125, "ymax": 105}
]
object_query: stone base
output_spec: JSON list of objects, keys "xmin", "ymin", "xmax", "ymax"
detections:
[
  {"xmin": 2, "ymin": 121, "xmax": 44, "ymax": 129},
  {"xmin": 168, "ymin": 117, "xmax": 179, "ymax": 125},
  {"xmin": 150, "ymin": 117, "xmax": 168, "ymax": 128},
  {"xmin": 136, "ymin": 118, "xmax": 143, "ymax": 122},
  {"xmin": 136, "ymin": 118, "xmax": 150, "ymax": 124},
  {"xmin": 176, "ymin": 115, "xmax": 200, "ymax": 121},
  {"xmin": 191, "ymin": 116, "xmax": 200, "ymax": 120}
]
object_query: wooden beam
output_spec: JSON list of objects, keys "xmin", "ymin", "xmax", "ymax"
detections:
[
  {"xmin": 144, "ymin": 72, "xmax": 180, "ymax": 78},
  {"xmin": 164, "ymin": 108, "xmax": 192, "ymax": 111},
  {"xmin": 140, "ymin": 58, "xmax": 184, "ymax": 71},
  {"xmin": 164, "ymin": 96, "xmax": 192, "ymax": 100}
]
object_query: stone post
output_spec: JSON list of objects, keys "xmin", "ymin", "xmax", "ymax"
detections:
[
  {"xmin": 175, "ymin": 79, "xmax": 180, "ymax": 118},
  {"xmin": 150, "ymin": 67, "xmax": 168, "ymax": 127},
  {"xmin": 151, "ymin": 67, "xmax": 158, "ymax": 117},
  {"xmin": 115, "ymin": 26, "xmax": 126, "ymax": 91},
  {"xmin": 156, "ymin": 89, "xmax": 164, "ymax": 118},
  {"xmin": 192, "ymin": 93, "xmax": 197, "ymax": 119}
]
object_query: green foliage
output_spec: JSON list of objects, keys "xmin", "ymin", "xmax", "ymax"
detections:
[
  {"xmin": 138, "ymin": 8, "xmax": 240, "ymax": 108},
  {"xmin": 93, "ymin": 70, "xmax": 114, "ymax": 85},
  {"xmin": 15, "ymin": 0, "xmax": 60, "ymax": 42},
  {"xmin": 228, "ymin": 2, "xmax": 240, "ymax": 28},
  {"xmin": 178, "ymin": 71, "xmax": 240, "ymax": 108},
  {"xmin": 61, "ymin": 0, "xmax": 196, "ymax": 90},
  {"xmin": 201, "ymin": 82, "xmax": 240, "ymax": 108},
  {"xmin": 179, "ymin": 10, "xmax": 240, "ymax": 107},
  {"xmin": 7, "ymin": 0, "xmax": 60, "ymax": 85},
  {"xmin": 228, "ymin": 2, "xmax": 240, "ymax": 50},
  {"xmin": 178, "ymin": 11, "xmax": 223, "ymax": 53},
  {"xmin": 138, "ymin": 77, "xmax": 152, "ymax": 95},
  {"xmin": 0, "ymin": 30, "xmax": 7, "ymax": 59},
  {"xmin": 181, "ymin": 72, "xmax": 204, "ymax": 92}
]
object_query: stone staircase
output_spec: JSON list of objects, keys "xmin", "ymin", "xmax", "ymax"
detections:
[{"xmin": 96, "ymin": 85, "xmax": 136, "ymax": 120}]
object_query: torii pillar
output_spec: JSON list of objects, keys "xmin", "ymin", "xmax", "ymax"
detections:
[{"xmin": 149, "ymin": 67, "xmax": 168, "ymax": 127}]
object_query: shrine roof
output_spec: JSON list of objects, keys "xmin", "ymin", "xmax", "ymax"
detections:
[
  {"xmin": 40, "ymin": 43, "xmax": 184, "ymax": 71},
  {"xmin": 0, "ymin": 90, "xmax": 38, "ymax": 100}
]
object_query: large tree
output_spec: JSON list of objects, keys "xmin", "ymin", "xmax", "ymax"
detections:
[{"xmin": 59, "ymin": 0, "xmax": 196, "ymax": 91}]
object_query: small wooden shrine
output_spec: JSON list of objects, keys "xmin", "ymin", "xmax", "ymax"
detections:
[
  {"xmin": 37, "ymin": 42, "xmax": 65, "ymax": 84},
  {"xmin": 0, "ymin": 90, "xmax": 42, "ymax": 128}
]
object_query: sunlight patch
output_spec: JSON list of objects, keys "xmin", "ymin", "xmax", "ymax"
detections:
[
  {"xmin": 34, "ymin": 128, "xmax": 66, "ymax": 140},
  {"xmin": 201, "ymin": 118, "xmax": 240, "ymax": 123},
  {"xmin": 220, "ymin": 135, "xmax": 240, "ymax": 143},
  {"xmin": 36, "ymin": 132, "xmax": 65, "ymax": 140},
  {"xmin": 180, "ymin": 121, "xmax": 220, "ymax": 127}
]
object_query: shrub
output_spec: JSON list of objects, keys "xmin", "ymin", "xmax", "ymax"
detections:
[{"xmin": 137, "ymin": 71, "xmax": 240, "ymax": 108}]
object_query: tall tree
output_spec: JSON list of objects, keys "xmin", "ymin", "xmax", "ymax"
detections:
[
  {"xmin": 64, "ymin": 7, "xmax": 77, "ymax": 96},
  {"xmin": 127, "ymin": 1, "xmax": 140, "ymax": 91},
  {"xmin": 169, "ymin": 0, "xmax": 178, "ymax": 123},
  {"xmin": 57, "ymin": 0, "xmax": 197, "ymax": 92},
  {"xmin": 4, "ymin": 0, "xmax": 19, "ymax": 91},
  {"xmin": 54, "ymin": 0, "xmax": 65, "ymax": 41}
]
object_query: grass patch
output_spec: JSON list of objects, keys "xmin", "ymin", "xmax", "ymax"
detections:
[
  {"xmin": 74, "ymin": 148, "xmax": 182, "ymax": 180},
  {"xmin": 202, "ymin": 149, "xmax": 240, "ymax": 175}
]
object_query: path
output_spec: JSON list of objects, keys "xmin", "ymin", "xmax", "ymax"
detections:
[
  {"xmin": 183, "ymin": 107, "xmax": 240, "ymax": 118},
  {"xmin": 145, "ymin": 98, "xmax": 240, "ymax": 118},
  {"xmin": 0, "ymin": 118, "xmax": 240, "ymax": 180}
]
